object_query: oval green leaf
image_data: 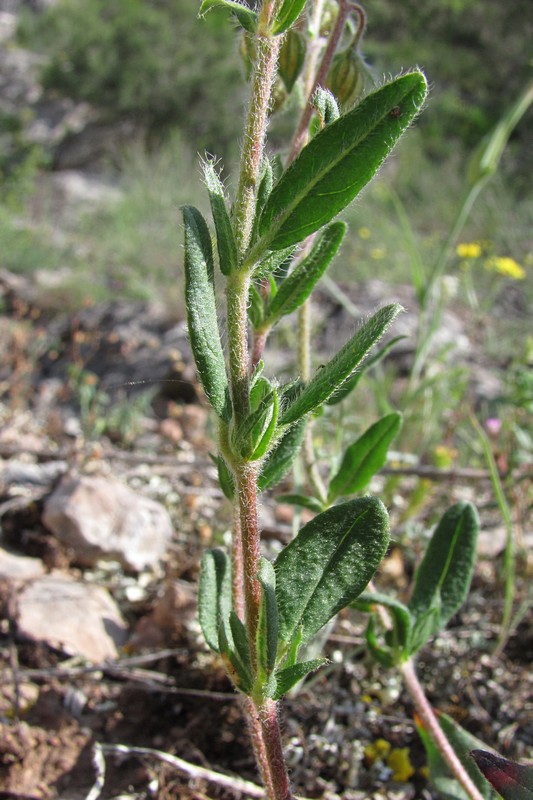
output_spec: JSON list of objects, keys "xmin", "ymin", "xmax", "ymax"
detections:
[
  {"xmin": 274, "ymin": 496, "xmax": 390, "ymax": 646},
  {"xmin": 257, "ymin": 71, "xmax": 428, "ymax": 251},
  {"xmin": 328, "ymin": 412, "xmax": 402, "ymax": 502}
]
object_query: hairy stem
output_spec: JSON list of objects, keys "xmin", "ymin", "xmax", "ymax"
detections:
[{"xmin": 233, "ymin": 30, "xmax": 281, "ymax": 259}]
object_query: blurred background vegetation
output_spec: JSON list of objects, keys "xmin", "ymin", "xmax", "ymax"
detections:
[{"xmin": 1, "ymin": 0, "xmax": 531, "ymax": 497}]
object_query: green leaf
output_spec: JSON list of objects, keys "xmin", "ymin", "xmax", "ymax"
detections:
[
  {"xmin": 203, "ymin": 159, "xmax": 238, "ymax": 275},
  {"xmin": 275, "ymin": 496, "xmax": 390, "ymax": 647},
  {"xmin": 229, "ymin": 611, "xmax": 252, "ymax": 673},
  {"xmin": 251, "ymin": 389, "xmax": 279, "ymax": 460},
  {"xmin": 248, "ymin": 282, "xmax": 265, "ymax": 328},
  {"xmin": 271, "ymin": 0, "xmax": 306, "ymax": 35},
  {"xmin": 417, "ymin": 713, "xmax": 498, "ymax": 800},
  {"xmin": 408, "ymin": 502, "xmax": 479, "ymax": 641},
  {"xmin": 198, "ymin": 549, "xmax": 232, "ymax": 653},
  {"xmin": 328, "ymin": 412, "xmax": 402, "ymax": 502},
  {"xmin": 279, "ymin": 304, "xmax": 402, "ymax": 425},
  {"xmin": 272, "ymin": 659, "xmax": 326, "ymax": 699},
  {"xmin": 326, "ymin": 336, "xmax": 406, "ymax": 405},
  {"xmin": 182, "ymin": 205, "xmax": 230, "ymax": 420},
  {"xmin": 257, "ymin": 559, "xmax": 279, "ymax": 675},
  {"xmin": 354, "ymin": 590, "xmax": 413, "ymax": 657},
  {"xmin": 470, "ymin": 751, "xmax": 533, "ymax": 800},
  {"xmin": 276, "ymin": 493, "xmax": 325, "ymax": 513},
  {"xmin": 266, "ymin": 222, "xmax": 347, "ymax": 323},
  {"xmin": 199, "ymin": 0, "xmax": 257, "ymax": 32},
  {"xmin": 257, "ymin": 72, "xmax": 428, "ymax": 250},
  {"xmin": 211, "ymin": 453, "xmax": 235, "ymax": 500},
  {"xmin": 254, "ymin": 246, "xmax": 297, "ymax": 280},
  {"xmin": 257, "ymin": 418, "xmax": 306, "ymax": 492}
]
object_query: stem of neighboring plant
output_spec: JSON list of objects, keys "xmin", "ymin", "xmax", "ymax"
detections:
[
  {"xmin": 288, "ymin": 0, "xmax": 364, "ymax": 162},
  {"xmin": 400, "ymin": 659, "xmax": 485, "ymax": 800},
  {"xmin": 469, "ymin": 412, "xmax": 515, "ymax": 655}
]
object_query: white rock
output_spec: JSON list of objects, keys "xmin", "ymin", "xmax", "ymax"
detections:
[
  {"xmin": 16, "ymin": 574, "xmax": 127, "ymax": 662},
  {"xmin": 0, "ymin": 547, "xmax": 45, "ymax": 581},
  {"xmin": 43, "ymin": 475, "xmax": 174, "ymax": 572}
]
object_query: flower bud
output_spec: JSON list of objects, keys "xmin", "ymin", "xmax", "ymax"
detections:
[
  {"xmin": 326, "ymin": 48, "xmax": 365, "ymax": 110},
  {"xmin": 278, "ymin": 28, "xmax": 306, "ymax": 93}
]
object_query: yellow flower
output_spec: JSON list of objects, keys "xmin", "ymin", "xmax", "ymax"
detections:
[
  {"xmin": 484, "ymin": 255, "xmax": 526, "ymax": 280},
  {"xmin": 387, "ymin": 747, "xmax": 415, "ymax": 782},
  {"xmin": 358, "ymin": 226, "xmax": 371, "ymax": 239},
  {"xmin": 370, "ymin": 247, "xmax": 386, "ymax": 260},
  {"xmin": 456, "ymin": 242, "xmax": 482, "ymax": 259}
]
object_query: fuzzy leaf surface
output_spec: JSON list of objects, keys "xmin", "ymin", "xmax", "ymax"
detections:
[
  {"xmin": 257, "ymin": 72, "xmax": 428, "ymax": 250},
  {"xmin": 258, "ymin": 419, "xmax": 305, "ymax": 492},
  {"xmin": 183, "ymin": 205, "xmax": 229, "ymax": 420},
  {"xmin": 272, "ymin": 659, "xmax": 326, "ymax": 699},
  {"xmin": 257, "ymin": 559, "xmax": 279, "ymax": 675},
  {"xmin": 267, "ymin": 222, "xmax": 347, "ymax": 322},
  {"xmin": 326, "ymin": 335, "xmax": 406, "ymax": 405},
  {"xmin": 279, "ymin": 304, "xmax": 401, "ymax": 425},
  {"xmin": 408, "ymin": 501, "xmax": 479, "ymax": 636},
  {"xmin": 328, "ymin": 412, "xmax": 402, "ymax": 501},
  {"xmin": 199, "ymin": 0, "xmax": 257, "ymax": 31},
  {"xmin": 204, "ymin": 160, "xmax": 238, "ymax": 275},
  {"xmin": 275, "ymin": 497, "xmax": 390, "ymax": 646},
  {"xmin": 198, "ymin": 549, "xmax": 232, "ymax": 653},
  {"xmin": 271, "ymin": 0, "xmax": 306, "ymax": 35}
]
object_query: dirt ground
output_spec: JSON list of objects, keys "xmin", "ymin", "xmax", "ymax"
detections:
[{"xmin": 0, "ymin": 276, "xmax": 532, "ymax": 800}]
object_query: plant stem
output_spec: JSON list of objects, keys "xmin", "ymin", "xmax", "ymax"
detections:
[
  {"xmin": 233, "ymin": 29, "xmax": 281, "ymax": 259},
  {"xmin": 226, "ymin": 12, "xmax": 294, "ymax": 800},
  {"xmin": 469, "ymin": 412, "xmax": 515, "ymax": 655},
  {"xmin": 400, "ymin": 659, "xmax": 485, "ymax": 800}
]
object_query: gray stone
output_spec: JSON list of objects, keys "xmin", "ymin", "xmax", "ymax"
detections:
[
  {"xmin": 42, "ymin": 474, "xmax": 174, "ymax": 572},
  {"xmin": 16, "ymin": 573, "xmax": 128, "ymax": 661}
]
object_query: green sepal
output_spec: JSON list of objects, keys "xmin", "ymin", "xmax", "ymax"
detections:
[
  {"xmin": 275, "ymin": 493, "xmax": 325, "ymax": 513},
  {"xmin": 198, "ymin": 548, "xmax": 232, "ymax": 653},
  {"xmin": 257, "ymin": 71, "xmax": 428, "ymax": 251},
  {"xmin": 328, "ymin": 412, "xmax": 402, "ymax": 502},
  {"xmin": 257, "ymin": 559, "xmax": 279, "ymax": 676},
  {"xmin": 408, "ymin": 502, "xmax": 479, "ymax": 643},
  {"xmin": 266, "ymin": 222, "xmax": 347, "ymax": 324},
  {"xmin": 210, "ymin": 453, "xmax": 235, "ymax": 500},
  {"xmin": 279, "ymin": 304, "xmax": 402, "ymax": 425},
  {"xmin": 182, "ymin": 205, "xmax": 230, "ymax": 421},
  {"xmin": 471, "ymin": 751, "xmax": 533, "ymax": 800},
  {"xmin": 275, "ymin": 496, "xmax": 390, "ymax": 647},
  {"xmin": 199, "ymin": 0, "xmax": 257, "ymax": 32},
  {"xmin": 203, "ymin": 159, "xmax": 238, "ymax": 276},
  {"xmin": 278, "ymin": 28, "xmax": 306, "ymax": 92},
  {"xmin": 257, "ymin": 418, "xmax": 306, "ymax": 492},
  {"xmin": 271, "ymin": 659, "xmax": 326, "ymax": 700},
  {"xmin": 271, "ymin": 0, "xmax": 306, "ymax": 35},
  {"xmin": 417, "ymin": 713, "xmax": 499, "ymax": 800},
  {"xmin": 326, "ymin": 336, "xmax": 406, "ymax": 405}
]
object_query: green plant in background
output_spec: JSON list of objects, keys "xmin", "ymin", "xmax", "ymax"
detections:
[{"xmin": 177, "ymin": 0, "xmax": 516, "ymax": 797}]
